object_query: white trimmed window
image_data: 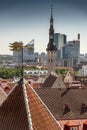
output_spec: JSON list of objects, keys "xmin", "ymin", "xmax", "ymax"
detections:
[{"xmin": 70, "ymin": 127, "xmax": 78, "ymax": 130}]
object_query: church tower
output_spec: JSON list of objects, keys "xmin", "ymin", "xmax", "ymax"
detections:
[{"xmin": 46, "ymin": 5, "xmax": 57, "ymax": 75}]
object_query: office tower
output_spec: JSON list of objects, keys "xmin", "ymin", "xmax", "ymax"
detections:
[
  {"xmin": 63, "ymin": 34, "xmax": 80, "ymax": 68},
  {"xmin": 54, "ymin": 33, "xmax": 67, "ymax": 65}
]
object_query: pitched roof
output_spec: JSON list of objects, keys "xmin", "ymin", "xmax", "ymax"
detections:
[
  {"xmin": 0, "ymin": 87, "xmax": 7, "ymax": 105},
  {"xmin": 26, "ymin": 84, "xmax": 61, "ymax": 130},
  {"xmin": 0, "ymin": 82, "xmax": 30, "ymax": 130},
  {"xmin": 0, "ymin": 80, "xmax": 15, "ymax": 94},
  {"xmin": 0, "ymin": 78, "xmax": 61, "ymax": 130},
  {"xmin": 52, "ymin": 76, "xmax": 66, "ymax": 88},
  {"xmin": 42, "ymin": 74, "xmax": 57, "ymax": 88},
  {"xmin": 42, "ymin": 74, "xmax": 65, "ymax": 88},
  {"xmin": 35, "ymin": 88, "xmax": 87, "ymax": 120}
]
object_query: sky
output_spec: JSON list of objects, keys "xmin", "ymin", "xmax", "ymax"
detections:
[{"xmin": 0, "ymin": 0, "xmax": 87, "ymax": 55}]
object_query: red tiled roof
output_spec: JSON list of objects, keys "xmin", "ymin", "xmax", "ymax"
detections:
[
  {"xmin": 65, "ymin": 120, "xmax": 80, "ymax": 126},
  {"xmin": 0, "ymin": 81, "xmax": 15, "ymax": 94},
  {"xmin": 0, "ymin": 84, "xmax": 30, "ymax": 130},
  {"xmin": 0, "ymin": 87, "xmax": 7, "ymax": 105},
  {"xmin": 26, "ymin": 83, "xmax": 61, "ymax": 130},
  {"xmin": 0, "ymin": 79, "xmax": 61, "ymax": 130},
  {"xmin": 84, "ymin": 120, "xmax": 87, "ymax": 124},
  {"xmin": 0, "ymin": 81, "xmax": 8, "ymax": 89},
  {"xmin": 32, "ymin": 82, "xmax": 40, "ymax": 88},
  {"xmin": 59, "ymin": 119, "xmax": 87, "ymax": 130}
]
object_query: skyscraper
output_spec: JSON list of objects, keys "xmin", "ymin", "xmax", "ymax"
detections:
[
  {"xmin": 46, "ymin": 5, "xmax": 57, "ymax": 75},
  {"xmin": 54, "ymin": 33, "xmax": 67, "ymax": 65},
  {"xmin": 63, "ymin": 34, "xmax": 80, "ymax": 68}
]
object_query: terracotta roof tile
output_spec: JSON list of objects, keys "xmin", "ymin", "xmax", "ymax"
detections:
[
  {"xmin": 65, "ymin": 120, "xmax": 80, "ymax": 126},
  {"xmin": 0, "ymin": 79, "xmax": 61, "ymax": 130},
  {"xmin": 84, "ymin": 120, "xmax": 87, "ymax": 124},
  {"xmin": 32, "ymin": 83, "xmax": 40, "ymax": 88},
  {"xmin": 0, "ymin": 87, "xmax": 7, "ymax": 105},
  {"xmin": 59, "ymin": 119, "xmax": 87, "ymax": 130},
  {"xmin": 0, "ymin": 84, "xmax": 29, "ymax": 130},
  {"xmin": 26, "ymin": 84, "xmax": 61, "ymax": 130}
]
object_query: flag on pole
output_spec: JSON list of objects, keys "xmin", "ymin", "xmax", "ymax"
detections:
[{"xmin": 9, "ymin": 42, "xmax": 23, "ymax": 51}]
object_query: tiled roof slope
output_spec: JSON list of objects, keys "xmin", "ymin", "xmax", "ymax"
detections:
[
  {"xmin": 0, "ymin": 87, "xmax": 7, "ymax": 105},
  {"xmin": 42, "ymin": 74, "xmax": 65, "ymax": 88},
  {"xmin": 35, "ymin": 88, "xmax": 87, "ymax": 120},
  {"xmin": 0, "ymin": 79, "xmax": 61, "ymax": 130},
  {"xmin": 0, "ymin": 83, "xmax": 29, "ymax": 130},
  {"xmin": 42, "ymin": 74, "xmax": 57, "ymax": 87},
  {"xmin": 52, "ymin": 76, "xmax": 66, "ymax": 88},
  {"xmin": 26, "ymin": 84, "xmax": 61, "ymax": 130}
]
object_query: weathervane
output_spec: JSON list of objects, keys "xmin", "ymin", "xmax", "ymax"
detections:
[{"xmin": 9, "ymin": 42, "xmax": 24, "ymax": 78}]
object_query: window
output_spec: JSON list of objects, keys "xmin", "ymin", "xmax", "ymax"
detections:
[
  {"xmin": 70, "ymin": 127, "xmax": 78, "ymax": 130},
  {"xmin": 63, "ymin": 104, "xmax": 70, "ymax": 115},
  {"xmin": 81, "ymin": 103, "xmax": 87, "ymax": 114}
]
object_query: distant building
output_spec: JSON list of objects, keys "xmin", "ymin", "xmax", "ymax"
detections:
[
  {"xmin": 62, "ymin": 34, "xmax": 80, "ymax": 68},
  {"xmin": 13, "ymin": 39, "xmax": 39, "ymax": 64},
  {"xmin": 54, "ymin": 33, "xmax": 67, "ymax": 65},
  {"xmin": 23, "ymin": 39, "xmax": 35, "ymax": 62},
  {"xmin": 39, "ymin": 53, "xmax": 47, "ymax": 65},
  {"xmin": 54, "ymin": 33, "xmax": 66, "ymax": 51},
  {"xmin": 81, "ymin": 65, "xmax": 87, "ymax": 76}
]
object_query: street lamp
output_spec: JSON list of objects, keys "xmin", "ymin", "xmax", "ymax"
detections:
[{"xmin": 9, "ymin": 41, "xmax": 24, "ymax": 78}]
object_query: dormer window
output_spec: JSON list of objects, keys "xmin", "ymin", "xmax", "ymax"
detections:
[
  {"xmin": 64, "ymin": 121, "xmax": 79, "ymax": 130},
  {"xmin": 70, "ymin": 127, "xmax": 78, "ymax": 130},
  {"xmin": 82, "ymin": 103, "xmax": 87, "ymax": 110},
  {"xmin": 63, "ymin": 104, "xmax": 70, "ymax": 115},
  {"xmin": 81, "ymin": 103, "xmax": 87, "ymax": 114}
]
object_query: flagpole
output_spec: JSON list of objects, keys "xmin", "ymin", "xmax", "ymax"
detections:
[{"xmin": 22, "ymin": 45, "xmax": 23, "ymax": 79}]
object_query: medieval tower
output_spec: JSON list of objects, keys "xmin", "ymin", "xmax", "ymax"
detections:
[{"xmin": 46, "ymin": 5, "xmax": 57, "ymax": 75}]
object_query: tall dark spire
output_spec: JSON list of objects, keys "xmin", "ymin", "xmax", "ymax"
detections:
[
  {"xmin": 46, "ymin": 5, "xmax": 56, "ymax": 51},
  {"xmin": 51, "ymin": 4, "xmax": 53, "ymax": 18}
]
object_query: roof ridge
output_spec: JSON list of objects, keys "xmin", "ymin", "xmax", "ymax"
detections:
[
  {"xmin": 28, "ymin": 83, "xmax": 63, "ymax": 130},
  {"xmin": 22, "ymin": 79, "xmax": 33, "ymax": 130}
]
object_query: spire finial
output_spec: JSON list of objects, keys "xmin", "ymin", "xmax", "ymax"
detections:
[{"xmin": 51, "ymin": 4, "xmax": 53, "ymax": 17}]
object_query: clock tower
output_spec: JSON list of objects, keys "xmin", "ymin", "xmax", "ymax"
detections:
[{"xmin": 46, "ymin": 5, "xmax": 57, "ymax": 75}]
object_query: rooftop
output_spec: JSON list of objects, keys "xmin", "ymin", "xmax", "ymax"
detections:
[
  {"xmin": 0, "ymin": 78, "xmax": 61, "ymax": 130},
  {"xmin": 35, "ymin": 88, "xmax": 87, "ymax": 120}
]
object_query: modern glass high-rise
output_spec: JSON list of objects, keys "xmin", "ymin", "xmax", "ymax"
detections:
[
  {"xmin": 54, "ymin": 33, "xmax": 67, "ymax": 65},
  {"xmin": 54, "ymin": 33, "xmax": 67, "ymax": 51},
  {"xmin": 63, "ymin": 40, "xmax": 80, "ymax": 67}
]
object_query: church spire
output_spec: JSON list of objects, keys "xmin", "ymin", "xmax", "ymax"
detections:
[
  {"xmin": 46, "ymin": 5, "xmax": 56, "ymax": 51},
  {"xmin": 51, "ymin": 4, "xmax": 53, "ymax": 18},
  {"xmin": 46, "ymin": 5, "xmax": 57, "ymax": 75}
]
